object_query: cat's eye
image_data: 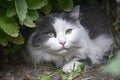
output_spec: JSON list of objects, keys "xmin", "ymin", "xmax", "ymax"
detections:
[
  {"xmin": 66, "ymin": 29, "xmax": 72, "ymax": 35},
  {"xmin": 48, "ymin": 32, "xmax": 55, "ymax": 37}
]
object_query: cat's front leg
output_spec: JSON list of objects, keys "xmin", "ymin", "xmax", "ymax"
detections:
[
  {"xmin": 62, "ymin": 60, "xmax": 82, "ymax": 73},
  {"xmin": 88, "ymin": 46, "xmax": 104, "ymax": 65},
  {"xmin": 89, "ymin": 54, "xmax": 103, "ymax": 65}
]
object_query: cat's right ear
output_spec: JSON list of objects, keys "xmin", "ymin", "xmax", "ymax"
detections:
[{"xmin": 70, "ymin": 5, "xmax": 80, "ymax": 19}]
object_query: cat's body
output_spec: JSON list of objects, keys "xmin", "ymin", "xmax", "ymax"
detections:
[{"xmin": 25, "ymin": 5, "xmax": 112, "ymax": 73}]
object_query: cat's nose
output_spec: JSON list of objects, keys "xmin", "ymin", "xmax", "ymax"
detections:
[{"xmin": 60, "ymin": 41, "xmax": 66, "ymax": 46}]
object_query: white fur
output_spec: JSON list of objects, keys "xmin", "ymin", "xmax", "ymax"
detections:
[
  {"xmin": 93, "ymin": 35, "xmax": 113, "ymax": 52},
  {"xmin": 62, "ymin": 60, "xmax": 82, "ymax": 73},
  {"xmin": 27, "ymin": 18, "xmax": 112, "ymax": 73}
]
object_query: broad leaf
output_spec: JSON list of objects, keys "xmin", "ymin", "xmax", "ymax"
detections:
[
  {"xmin": 26, "ymin": 0, "xmax": 48, "ymax": 10},
  {"xmin": 0, "ymin": 12, "xmax": 19, "ymax": 37},
  {"xmin": 6, "ymin": 6, "xmax": 16, "ymax": 17},
  {"xmin": 24, "ymin": 15, "xmax": 36, "ymax": 27},
  {"xmin": 57, "ymin": 0, "xmax": 73, "ymax": 11},
  {"xmin": 15, "ymin": 0, "xmax": 28, "ymax": 25},
  {"xmin": 0, "ymin": 30, "xmax": 8, "ymax": 46},
  {"xmin": 0, "ymin": 37, "xmax": 8, "ymax": 46},
  {"xmin": 3, "ymin": 44, "xmax": 21, "ymax": 55},
  {"xmin": 117, "ymin": 0, "xmax": 120, "ymax": 3},
  {"xmin": 0, "ymin": 30, "xmax": 24, "ymax": 46},
  {"xmin": 0, "ymin": 0, "xmax": 14, "ymax": 8},
  {"xmin": 27, "ymin": 10, "xmax": 39, "ymax": 20},
  {"xmin": 9, "ymin": 33, "xmax": 24, "ymax": 45},
  {"xmin": 42, "ymin": 3, "xmax": 52, "ymax": 14},
  {"xmin": 103, "ymin": 51, "xmax": 120, "ymax": 76}
]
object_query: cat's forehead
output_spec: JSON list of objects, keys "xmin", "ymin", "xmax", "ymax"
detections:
[
  {"xmin": 45, "ymin": 12, "xmax": 76, "ymax": 24},
  {"xmin": 35, "ymin": 12, "xmax": 79, "ymax": 33},
  {"xmin": 52, "ymin": 18, "xmax": 74, "ymax": 32}
]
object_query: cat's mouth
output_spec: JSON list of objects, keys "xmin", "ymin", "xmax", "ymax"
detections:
[{"xmin": 57, "ymin": 47, "xmax": 69, "ymax": 52}]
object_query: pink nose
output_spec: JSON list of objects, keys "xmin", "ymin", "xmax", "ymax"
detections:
[{"xmin": 60, "ymin": 41, "xmax": 66, "ymax": 46}]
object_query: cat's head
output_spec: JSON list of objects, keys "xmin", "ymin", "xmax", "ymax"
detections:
[{"xmin": 28, "ymin": 6, "xmax": 83, "ymax": 54}]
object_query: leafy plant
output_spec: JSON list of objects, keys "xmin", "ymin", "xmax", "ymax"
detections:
[
  {"xmin": 36, "ymin": 63, "xmax": 86, "ymax": 80},
  {"xmin": 0, "ymin": 0, "xmax": 74, "ymax": 46},
  {"xmin": 116, "ymin": 0, "xmax": 120, "ymax": 3},
  {"xmin": 0, "ymin": 43, "xmax": 21, "ymax": 68},
  {"xmin": 0, "ymin": 0, "xmax": 74, "ymax": 67},
  {"xmin": 113, "ymin": 20, "xmax": 120, "ymax": 31},
  {"xmin": 113, "ymin": 0, "xmax": 120, "ymax": 32},
  {"xmin": 102, "ymin": 0, "xmax": 120, "ymax": 76}
]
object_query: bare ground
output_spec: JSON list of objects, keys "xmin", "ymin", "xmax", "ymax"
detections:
[{"xmin": 0, "ymin": 63, "xmax": 120, "ymax": 80}]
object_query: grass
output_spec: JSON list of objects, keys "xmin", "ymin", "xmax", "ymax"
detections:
[{"xmin": 23, "ymin": 62, "xmax": 86, "ymax": 80}]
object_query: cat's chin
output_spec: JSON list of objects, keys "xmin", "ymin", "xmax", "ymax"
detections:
[
  {"xmin": 57, "ymin": 48, "xmax": 69, "ymax": 54},
  {"xmin": 58, "ymin": 50, "xmax": 67, "ymax": 54}
]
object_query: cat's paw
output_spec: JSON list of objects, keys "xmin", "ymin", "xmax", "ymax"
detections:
[
  {"xmin": 90, "ymin": 54, "xmax": 103, "ymax": 65},
  {"xmin": 62, "ymin": 61, "xmax": 81, "ymax": 73}
]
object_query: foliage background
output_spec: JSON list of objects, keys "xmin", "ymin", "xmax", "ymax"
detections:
[{"xmin": 0, "ymin": 0, "xmax": 75, "ymax": 68}]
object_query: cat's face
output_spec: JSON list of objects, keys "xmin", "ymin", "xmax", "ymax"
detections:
[{"xmin": 30, "ymin": 6, "xmax": 82, "ymax": 54}]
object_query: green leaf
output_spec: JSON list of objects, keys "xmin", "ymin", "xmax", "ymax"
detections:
[
  {"xmin": 8, "ymin": 45, "xmax": 21, "ymax": 54},
  {"xmin": 6, "ymin": 6, "xmax": 16, "ymax": 17},
  {"xmin": 116, "ymin": 0, "xmax": 120, "ymax": 3},
  {"xmin": 15, "ymin": 0, "xmax": 28, "ymax": 25},
  {"xmin": 9, "ymin": 33, "xmax": 24, "ymax": 45},
  {"xmin": 103, "ymin": 51, "xmax": 120, "ymax": 76},
  {"xmin": 42, "ymin": 3, "xmax": 52, "ymax": 14},
  {"xmin": 79, "ymin": 63, "xmax": 85, "ymax": 72},
  {"xmin": 0, "ymin": 0, "xmax": 14, "ymax": 8},
  {"xmin": 24, "ymin": 15, "xmax": 36, "ymax": 27},
  {"xmin": 71, "ymin": 70, "xmax": 79, "ymax": 78},
  {"xmin": 0, "ymin": 13, "xmax": 19, "ymax": 37},
  {"xmin": 0, "ymin": 37, "xmax": 8, "ymax": 46},
  {"xmin": 60, "ymin": 73, "xmax": 67, "ymax": 80},
  {"xmin": 113, "ymin": 20, "xmax": 120, "ymax": 30},
  {"xmin": 41, "ymin": 76, "xmax": 50, "ymax": 80},
  {"xmin": 26, "ymin": 0, "xmax": 48, "ymax": 10},
  {"xmin": 57, "ymin": 0, "xmax": 73, "ymax": 11},
  {"xmin": 3, "ymin": 44, "xmax": 21, "ymax": 56},
  {"xmin": 0, "ymin": 30, "xmax": 24, "ymax": 46},
  {"xmin": 0, "ymin": 30, "xmax": 8, "ymax": 46},
  {"xmin": 27, "ymin": 10, "xmax": 39, "ymax": 20},
  {"xmin": 113, "ymin": 20, "xmax": 120, "ymax": 27}
]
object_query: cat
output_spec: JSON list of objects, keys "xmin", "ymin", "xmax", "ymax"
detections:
[{"xmin": 25, "ymin": 5, "xmax": 113, "ymax": 73}]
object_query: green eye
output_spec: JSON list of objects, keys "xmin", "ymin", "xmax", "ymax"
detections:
[
  {"xmin": 48, "ymin": 32, "xmax": 55, "ymax": 37},
  {"xmin": 66, "ymin": 29, "xmax": 72, "ymax": 35}
]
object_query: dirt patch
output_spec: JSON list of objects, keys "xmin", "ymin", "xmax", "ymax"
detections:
[{"xmin": 0, "ymin": 63, "xmax": 119, "ymax": 80}]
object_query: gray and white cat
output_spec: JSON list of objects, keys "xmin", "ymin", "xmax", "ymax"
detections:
[{"xmin": 25, "ymin": 6, "xmax": 112, "ymax": 73}]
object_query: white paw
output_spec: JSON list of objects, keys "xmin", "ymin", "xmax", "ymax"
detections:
[{"xmin": 62, "ymin": 61, "xmax": 81, "ymax": 73}]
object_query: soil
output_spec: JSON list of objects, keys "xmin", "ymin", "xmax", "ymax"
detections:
[{"xmin": 0, "ymin": 63, "xmax": 120, "ymax": 80}]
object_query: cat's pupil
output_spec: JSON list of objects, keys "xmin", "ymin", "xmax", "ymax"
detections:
[
  {"xmin": 66, "ymin": 29, "xmax": 72, "ymax": 35},
  {"xmin": 48, "ymin": 32, "xmax": 55, "ymax": 37}
]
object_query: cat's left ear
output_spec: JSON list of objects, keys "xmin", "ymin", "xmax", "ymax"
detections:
[{"xmin": 70, "ymin": 5, "xmax": 80, "ymax": 19}]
